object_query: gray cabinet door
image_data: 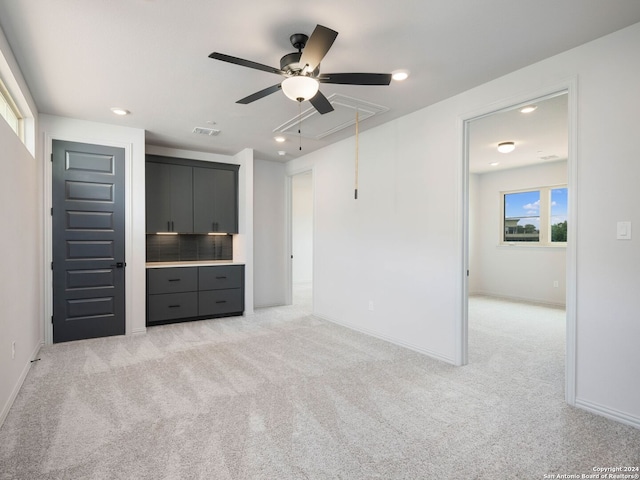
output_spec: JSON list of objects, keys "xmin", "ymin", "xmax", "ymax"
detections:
[
  {"xmin": 148, "ymin": 292, "xmax": 198, "ymax": 323},
  {"xmin": 52, "ymin": 140, "xmax": 125, "ymax": 343},
  {"xmin": 193, "ymin": 167, "xmax": 238, "ymax": 233},
  {"xmin": 198, "ymin": 289, "xmax": 243, "ymax": 317},
  {"xmin": 145, "ymin": 162, "xmax": 171, "ymax": 233},
  {"xmin": 145, "ymin": 162, "xmax": 193, "ymax": 232},
  {"xmin": 199, "ymin": 265, "xmax": 243, "ymax": 290},
  {"xmin": 147, "ymin": 267, "xmax": 197, "ymax": 294}
]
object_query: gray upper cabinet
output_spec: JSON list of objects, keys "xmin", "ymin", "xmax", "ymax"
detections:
[
  {"xmin": 145, "ymin": 155, "xmax": 239, "ymax": 234},
  {"xmin": 145, "ymin": 162, "xmax": 193, "ymax": 233},
  {"xmin": 193, "ymin": 167, "xmax": 238, "ymax": 233}
]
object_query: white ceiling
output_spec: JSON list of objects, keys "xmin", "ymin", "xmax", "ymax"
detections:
[
  {"xmin": 469, "ymin": 93, "xmax": 568, "ymax": 174},
  {"xmin": 1, "ymin": 1, "xmax": 639, "ymax": 163}
]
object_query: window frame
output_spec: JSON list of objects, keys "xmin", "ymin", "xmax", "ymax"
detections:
[
  {"xmin": 0, "ymin": 77, "xmax": 23, "ymax": 140},
  {"xmin": 500, "ymin": 184, "xmax": 568, "ymax": 247}
]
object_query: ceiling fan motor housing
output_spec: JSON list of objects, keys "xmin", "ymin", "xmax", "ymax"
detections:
[{"xmin": 280, "ymin": 52, "xmax": 320, "ymax": 76}]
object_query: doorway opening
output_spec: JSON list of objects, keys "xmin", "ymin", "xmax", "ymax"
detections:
[
  {"xmin": 289, "ymin": 170, "xmax": 313, "ymax": 311},
  {"xmin": 462, "ymin": 88, "xmax": 577, "ymax": 405}
]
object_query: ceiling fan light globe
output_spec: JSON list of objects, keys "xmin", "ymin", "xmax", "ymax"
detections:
[{"xmin": 282, "ymin": 76, "xmax": 319, "ymax": 102}]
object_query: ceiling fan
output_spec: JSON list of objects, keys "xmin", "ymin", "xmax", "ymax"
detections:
[{"xmin": 209, "ymin": 24, "xmax": 392, "ymax": 115}]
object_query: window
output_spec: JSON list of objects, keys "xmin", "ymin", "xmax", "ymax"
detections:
[
  {"xmin": 502, "ymin": 185, "xmax": 567, "ymax": 245},
  {"xmin": 0, "ymin": 78, "xmax": 22, "ymax": 139}
]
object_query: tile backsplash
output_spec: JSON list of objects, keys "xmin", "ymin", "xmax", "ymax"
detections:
[{"xmin": 146, "ymin": 234, "xmax": 233, "ymax": 262}]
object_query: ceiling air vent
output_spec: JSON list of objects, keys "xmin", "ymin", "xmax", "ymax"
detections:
[
  {"xmin": 193, "ymin": 126, "xmax": 221, "ymax": 136},
  {"xmin": 539, "ymin": 154, "xmax": 560, "ymax": 161}
]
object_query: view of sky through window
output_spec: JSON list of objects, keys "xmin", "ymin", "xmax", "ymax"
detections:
[
  {"xmin": 551, "ymin": 188, "xmax": 568, "ymax": 225},
  {"xmin": 504, "ymin": 190, "xmax": 541, "ymax": 229}
]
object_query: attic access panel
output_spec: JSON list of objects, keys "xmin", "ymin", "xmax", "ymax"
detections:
[{"xmin": 273, "ymin": 94, "xmax": 389, "ymax": 140}]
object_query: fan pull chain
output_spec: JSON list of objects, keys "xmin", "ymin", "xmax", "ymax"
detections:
[
  {"xmin": 354, "ymin": 109, "xmax": 359, "ymax": 199},
  {"xmin": 298, "ymin": 100, "xmax": 302, "ymax": 151}
]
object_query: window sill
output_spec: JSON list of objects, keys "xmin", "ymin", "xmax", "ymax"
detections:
[{"xmin": 497, "ymin": 243, "xmax": 567, "ymax": 249}]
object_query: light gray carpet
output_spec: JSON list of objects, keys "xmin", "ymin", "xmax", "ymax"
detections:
[{"xmin": 1, "ymin": 295, "xmax": 639, "ymax": 479}]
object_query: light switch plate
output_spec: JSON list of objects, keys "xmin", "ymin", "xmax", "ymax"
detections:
[{"xmin": 617, "ymin": 221, "xmax": 632, "ymax": 240}]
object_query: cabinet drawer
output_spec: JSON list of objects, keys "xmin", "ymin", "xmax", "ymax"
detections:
[
  {"xmin": 148, "ymin": 267, "xmax": 197, "ymax": 294},
  {"xmin": 148, "ymin": 292, "xmax": 198, "ymax": 323},
  {"xmin": 198, "ymin": 288, "xmax": 243, "ymax": 317},
  {"xmin": 198, "ymin": 265, "xmax": 243, "ymax": 290}
]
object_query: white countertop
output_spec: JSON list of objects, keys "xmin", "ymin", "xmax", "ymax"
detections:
[{"xmin": 146, "ymin": 260, "xmax": 244, "ymax": 268}]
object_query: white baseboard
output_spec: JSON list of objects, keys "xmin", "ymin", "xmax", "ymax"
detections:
[
  {"xmin": 472, "ymin": 291, "xmax": 565, "ymax": 309},
  {"xmin": 575, "ymin": 398, "xmax": 640, "ymax": 430},
  {"xmin": 0, "ymin": 341, "xmax": 42, "ymax": 428},
  {"xmin": 312, "ymin": 313, "xmax": 456, "ymax": 366},
  {"xmin": 253, "ymin": 302, "xmax": 286, "ymax": 309}
]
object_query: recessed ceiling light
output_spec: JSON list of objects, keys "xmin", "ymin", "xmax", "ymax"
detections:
[
  {"xmin": 110, "ymin": 107, "xmax": 130, "ymax": 116},
  {"xmin": 277, "ymin": 151, "xmax": 286, "ymax": 156},
  {"xmin": 274, "ymin": 136, "xmax": 286, "ymax": 143},
  {"xmin": 490, "ymin": 162, "xmax": 500, "ymax": 167},
  {"xmin": 391, "ymin": 70, "xmax": 410, "ymax": 81},
  {"xmin": 520, "ymin": 105, "xmax": 537, "ymax": 113},
  {"xmin": 497, "ymin": 141, "xmax": 515, "ymax": 153}
]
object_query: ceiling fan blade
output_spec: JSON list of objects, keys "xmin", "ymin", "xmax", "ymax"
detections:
[
  {"xmin": 309, "ymin": 90, "xmax": 334, "ymax": 115},
  {"xmin": 237, "ymin": 84, "xmax": 282, "ymax": 104},
  {"xmin": 209, "ymin": 52, "xmax": 285, "ymax": 76},
  {"xmin": 299, "ymin": 25, "xmax": 338, "ymax": 72},
  {"xmin": 319, "ymin": 73, "xmax": 392, "ymax": 85}
]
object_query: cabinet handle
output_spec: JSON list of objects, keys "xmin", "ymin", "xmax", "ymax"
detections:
[
  {"xmin": 212, "ymin": 222, "xmax": 215, "ymax": 231},
  {"xmin": 168, "ymin": 279, "xmax": 180, "ymax": 282},
  {"xmin": 167, "ymin": 221, "xmax": 170, "ymax": 231},
  {"xmin": 168, "ymin": 304, "xmax": 181, "ymax": 308},
  {"xmin": 215, "ymin": 300, "xmax": 227, "ymax": 304},
  {"xmin": 171, "ymin": 220, "xmax": 174, "ymax": 231},
  {"xmin": 216, "ymin": 276, "xmax": 227, "ymax": 279}
]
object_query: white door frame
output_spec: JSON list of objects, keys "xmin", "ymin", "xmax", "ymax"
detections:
[
  {"xmin": 43, "ymin": 132, "xmax": 135, "ymax": 344},
  {"xmin": 285, "ymin": 167, "xmax": 315, "ymax": 307},
  {"xmin": 458, "ymin": 78, "xmax": 578, "ymax": 406}
]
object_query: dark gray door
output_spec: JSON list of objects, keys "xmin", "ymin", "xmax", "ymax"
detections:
[{"xmin": 52, "ymin": 140, "xmax": 125, "ymax": 343}]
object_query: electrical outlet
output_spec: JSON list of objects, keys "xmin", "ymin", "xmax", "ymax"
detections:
[
  {"xmin": 368, "ymin": 300, "xmax": 374, "ymax": 311},
  {"xmin": 11, "ymin": 341, "xmax": 16, "ymax": 360},
  {"xmin": 553, "ymin": 280, "xmax": 559, "ymax": 288}
]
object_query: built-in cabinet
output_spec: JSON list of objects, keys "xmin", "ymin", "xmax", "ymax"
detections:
[
  {"xmin": 193, "ymin": 167, "xmax": 237, "ymax": 233},
  {"xmin": 145, "ymin": 162, "xmax": 193, "ymax": 233},
  {"xmin": 145, "ymin": 155, "xmax": 239, "ymax": 234},
  {"xmin": 147, "ymin": 265, "xmax": 245, "ymax": 325}
]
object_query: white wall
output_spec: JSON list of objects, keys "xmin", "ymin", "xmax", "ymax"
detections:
[
  {"xmin": 0, "ymin": 25, "xmax": 42, "ymax": 426},
  {"xmin": 253, "ymin": 159, "xmax": 287, "ymax": 308},
  {"xmin": 472, "ymin": 161, "xmax": 567, "ymax": 306},
  {"xmin": 40, "ymin": 115, "xmax": 146, "ymax": 338},
  {"xmin": 0, "ymin": 121, "xmax": 42, "ymax": 426},
  {"xmin": 292, "ymin": 171, "xmax": 313, "ymax": 285},
  {"xmin": 287, "ymin": 22, "xmax": 640, "ymax": 427}
]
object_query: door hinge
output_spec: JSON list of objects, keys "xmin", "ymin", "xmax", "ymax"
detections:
[
  {"xmin": 467, "ymin": 270, "xmax": 470, "ymax": 277},
  {"xmin": 51, "ymin": 315, "xmax": 54, "ymax": 324},
  {"xmin": 51, "ymin": 262, "xmax": 53, "ymax": 270},
  {"xmin": 50, "ymin": 153, "xmax": 53, "ymax": 162},
  {"xmin": 50, "ymin": 207, "xmax": 53, "ymax": 216}
]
